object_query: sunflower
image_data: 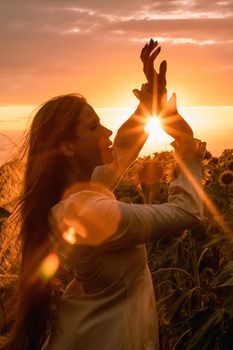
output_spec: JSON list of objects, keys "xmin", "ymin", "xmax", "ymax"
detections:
[
  {"xmin": 227, "ymin": 160, "xmax": 233, "ymax": 171},
  {"xmin": 218, "ymin": 170, "xmax": 233, "ymax": 187},
  {"xmin": 164, "ymin": 159, "xmax": 177, "ymax": 184},
  {"xmin": 138, "ymin": 160, "xmax": 163, "ymax": 185},
  {"xmin": 164, "ymin": 159, "xmax": 212, "ymax": 185},
  {"xmin": 202, "ymin": 159, "xmax": 212, "ymax": 185},
  {"xmin": 209, "ymin": 157, "xmax": 219, "ymax": 166}
]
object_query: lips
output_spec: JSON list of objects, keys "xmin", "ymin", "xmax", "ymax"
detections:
[
  {"xmin": 100, "ymin": 141, "xmax": 114, "ymax": 164},
  {"xmin": 100, "ymin": 139, "xmax": 113, "ymax": 153}
]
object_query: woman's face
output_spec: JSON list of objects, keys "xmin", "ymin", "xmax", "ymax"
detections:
[{"xmin": 71, "ymin": 103, "xmax": 114, "ymax": 169}]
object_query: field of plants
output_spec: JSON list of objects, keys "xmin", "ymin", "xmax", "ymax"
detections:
[{"xmin": 0, "ymin": 148, "xmax": 233, "ymax": 349}]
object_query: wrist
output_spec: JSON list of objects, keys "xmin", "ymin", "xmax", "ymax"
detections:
[
  {"xmin": 175, "ymin": 134, "xmax": 194, "ymax": 144},
  {"xmin": 133, "ymin": 83, "xmax": 155, "ymax": 117},
  {"xmin": 171, "ymin": 138, "xmax": 206, "ymax": 162}
]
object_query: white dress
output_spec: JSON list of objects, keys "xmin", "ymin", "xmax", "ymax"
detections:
[{"xmin": 43, "ymin": 127, "xmax": 205, "ymax": 349}]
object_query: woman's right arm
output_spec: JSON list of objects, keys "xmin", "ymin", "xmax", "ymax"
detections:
[
  {"xmin": 103, "ymin": 138, "xmax": 205, "ymax": 249},
  {"xmin": 51, "ymin": 137, "xmax": 205, "ymax": 249}
]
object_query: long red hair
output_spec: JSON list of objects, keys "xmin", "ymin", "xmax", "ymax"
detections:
[{"xmin": 3, "ymin": 94, "xmax": 87, "ymax": 349}]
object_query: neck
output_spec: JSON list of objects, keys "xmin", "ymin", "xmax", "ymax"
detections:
[{"xmin": 62, "ymin": 159, "xmax": 94, "ymax": 199}]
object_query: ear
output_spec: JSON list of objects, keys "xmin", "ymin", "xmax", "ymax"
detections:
[{"xmin": 59, "ymin": 141, "xmax": 75, "ymax": 157}]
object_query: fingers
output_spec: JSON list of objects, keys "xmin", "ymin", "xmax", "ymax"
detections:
[
  {"xmin": 148, "ymin": 46, "xmax": 161, "ymax": 64},
  {"xmin": 157, "ymin": 90, "xmax": 167, "ymax": 115},
  {"xmin": 140, "ymin": 43, "xmax": 148, "ymax": 60},
  {"xmin": 148, "ymin": 38, "xmax": 158, "ymax": 53},
  {"xmin": 141, "ymin": 39, "xmax": 161, "ymax": 88},
  {"xmin": 159, "ymin": 92, "xmax": 194, "ymax": 139},
  {"xmin": 158, "ymin": 60, "xmax": 167, "ymax": 94},
  {"xmin": 159, "ymin": 93, "xmax": 176, "ymax": 118},
  {"xmin": 159, "ymin": 60, "xmax": 167, "ymax": 79},
  {"xmin": 140, "ymin": 39, "xmax": 168, "ymax": 116},
  {"xmin": 166, "ymin": 93, "xmax": 177, "ymax": 115},
  {"xmin": 140, "ymin": 39, "xmax": 154, "ymax": 57},
  {"xmin": 140, "ymin": 39, "xmax": 155, "ymax": 60},
  {"xmin": 168, "ymin": 93, "xmax": 177, "ymax": 108},
  {"xmin": 157, "ymin": 61, "xmax": 168, "ymax": 115},
  {"xmin": 140, "ymin": 38, "xmax": 159, "ymax": 63},
  {"xmin": 132, "ymin": 89, "xmax": 141, "ymax": 100}
]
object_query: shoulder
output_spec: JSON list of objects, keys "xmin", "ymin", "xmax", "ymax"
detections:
[{"xmin": 50, "ymin": 189, "xmax": 127, "ymax": 246}]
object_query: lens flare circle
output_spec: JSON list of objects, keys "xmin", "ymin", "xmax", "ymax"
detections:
[{"xmin": 39, "ymin": 253, "xmax": 60, "ymax": 281}]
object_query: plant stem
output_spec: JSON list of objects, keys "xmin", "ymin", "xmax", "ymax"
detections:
[{"xmin": 189, "ymin": 233, "xmax": 203, "ymax": 310}]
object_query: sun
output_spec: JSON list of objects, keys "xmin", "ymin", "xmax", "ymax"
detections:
[
  {"xmin": 145, "ymin": 116, "xmax": 163, "ymax": 137},
  {"xmin": 144, "ymin": 116, "xmax": 170, "ymax": 143},
  {"xmin": 145, "ymin": 116, "xmax": 161, "ymax": 134}
]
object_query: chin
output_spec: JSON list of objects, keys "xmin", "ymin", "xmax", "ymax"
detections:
[{"xmin": 100, "ymin": 149, "xmax": 114, "ymax": 164}]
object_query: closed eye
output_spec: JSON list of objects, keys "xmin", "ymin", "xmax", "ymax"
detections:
[{"xmin": 90, "ymin": 123, "xmax": 99, "ymax": 130}]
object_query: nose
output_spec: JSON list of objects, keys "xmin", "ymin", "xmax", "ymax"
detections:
[{"xmin": 102, "ymin": 125, "xmax": 112, "ymax": 137}]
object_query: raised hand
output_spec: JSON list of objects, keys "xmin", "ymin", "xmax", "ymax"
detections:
[
  {"xmin": 133, "ymin": 39, "xmax": 167, "ymax": 116},
  {"xmin": 137, "ymin": 39, "xmax": 193, "ymax": 141},
  {"xmin": 140, "ymin": 39, "xmax": 161, "ymax": 92},
  {"xmin": 141, "ymin": 39, "xmax": 167, "ymax": 115},
  {"xmin": 159, "ymin": 93, "xmax": 193, "ymax": 141}
]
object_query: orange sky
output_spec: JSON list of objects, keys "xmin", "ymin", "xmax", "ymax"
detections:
[
  {"xmin": 0, "ymin": 0, "xmax": 232, "ymax": 107},
  {"xmin": 0, "ymin": 1, "xmax": 232, "ymax": 163}
]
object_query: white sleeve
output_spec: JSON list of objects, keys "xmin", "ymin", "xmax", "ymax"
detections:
[
  {"xmin": 99, "ymin": 156, "xmax": 204, "ymax": 249},
  {"xmin": 52, "ymin": 146, "xmax": 205, "ymax": 250}
]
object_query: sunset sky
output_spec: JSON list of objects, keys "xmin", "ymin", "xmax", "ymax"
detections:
[{"xmin": 0, "ymin": 0, "xmax": 232, "ymax": 162}]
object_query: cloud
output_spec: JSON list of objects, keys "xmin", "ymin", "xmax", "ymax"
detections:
[
  {"xmin": 140, "ymin": 0, "xmax": 233, "ymax": 18},
  {"xmin": 1, "ymin": 1, "xmax": 232, "ymax": 42},
  {"xmin": 48, "ymin": 0, "xmax": 233, "ymax": 17},
  {"xmin": 131, "ymin": 37, "xmax": 218, "ymax": 46},
  {"xmin": 104, "ymin": 17, "xmax": 233, "ymax": 43},
  {"xmin": 0, "ymin": 0, "xmax": 232, "ymax": 105}
]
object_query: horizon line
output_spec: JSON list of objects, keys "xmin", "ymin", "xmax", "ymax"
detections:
[{"xmin": 0, "ymin": 105, "xmax": 233, "ymax": 109}]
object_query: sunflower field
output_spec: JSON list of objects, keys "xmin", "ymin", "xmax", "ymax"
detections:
[
  {"xmin": 0, "ymin": 149, "xmax": 233, "ymax": 349},
  {"xmin": 115, "ymin": 148, "xmax": 233, "ymax": 349}
]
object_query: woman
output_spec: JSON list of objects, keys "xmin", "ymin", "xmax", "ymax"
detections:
[{"xmin": 4, "ymin": 40, "xmax": 205, "ymax": 350}]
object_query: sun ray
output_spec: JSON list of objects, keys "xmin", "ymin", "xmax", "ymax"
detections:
[{"xmin": 177, "ymin": 157, "xmax": 232, "ymax": 238}]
